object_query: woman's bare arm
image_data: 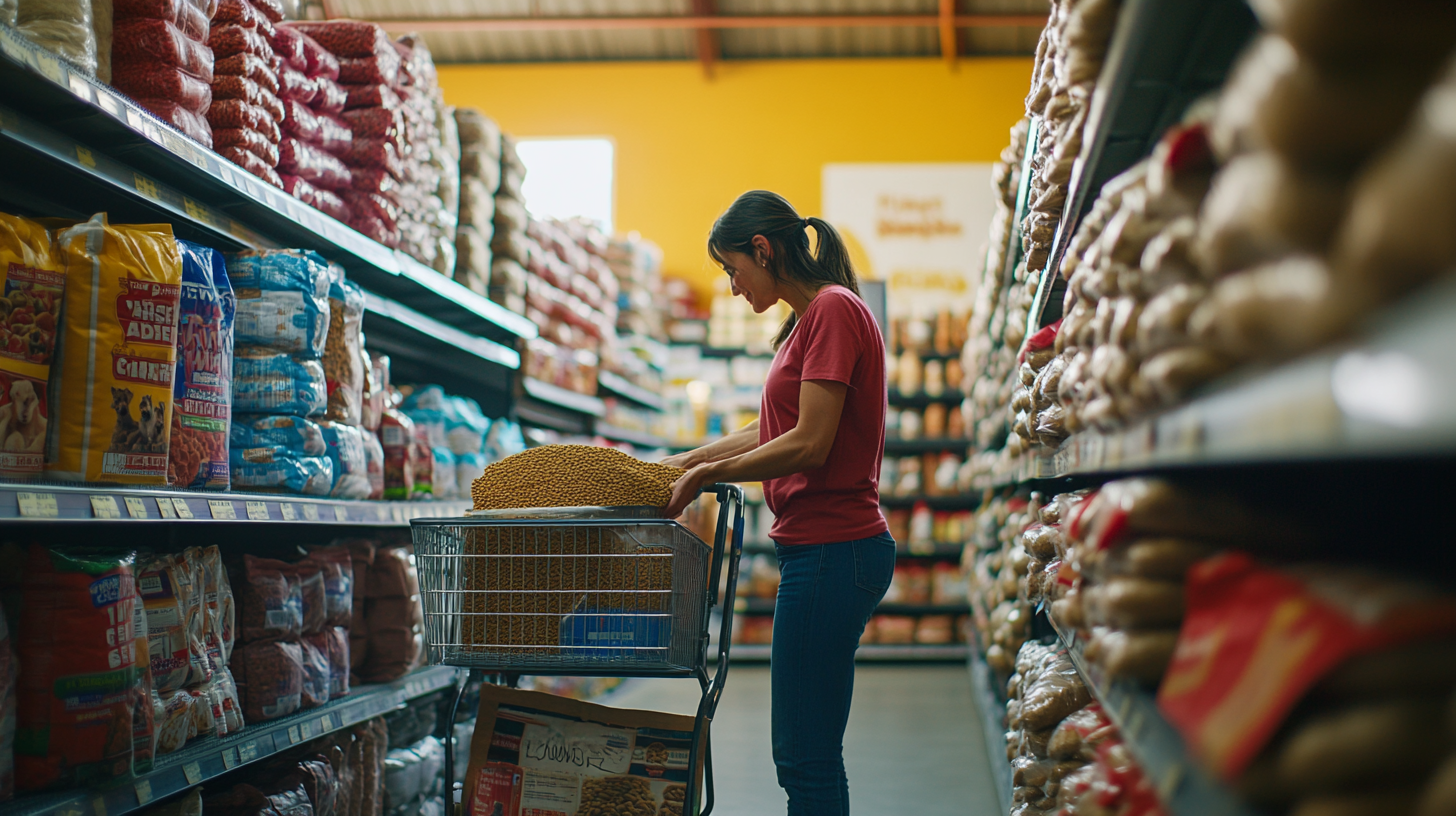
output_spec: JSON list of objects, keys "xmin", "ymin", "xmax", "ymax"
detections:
[{"xmin": 661, "ymin": 419, "xmax": 760, "ymax": 469}]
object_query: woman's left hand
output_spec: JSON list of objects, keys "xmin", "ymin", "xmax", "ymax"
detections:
[{"xmin": 665, "ymin": 463, "xmax": 716, "ymax": 518}]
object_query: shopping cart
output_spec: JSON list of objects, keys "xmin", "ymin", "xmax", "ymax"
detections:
[{"xmin": 410, "ymin": 483, "xmax": 746, "ymax": 816}]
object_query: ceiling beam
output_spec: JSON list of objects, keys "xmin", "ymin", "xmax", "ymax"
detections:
[
  {"xmin": 690, "ymin": 0, "xmax": 719, "ymax": 78},
  {"xmin": 938, "ymin": 0, "xmax": 957, "ymax": 68},
  {"xmin": 371, "ymin": 14, "xmax": 1048, "ymax": 34}
]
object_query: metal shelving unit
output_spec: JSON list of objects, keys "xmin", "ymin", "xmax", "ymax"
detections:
[
  {"xmin": 888, "ymin": 389, "xmax": 965, "ymax": 408},
  {"xmin": 0, "ymin": 666, "xmax": 460, "ymax": 816},
  {"xmin": 884, "ymin": 437, "xmax": 972, "ymax": 455},
  {"xmin": 967, "ymin": 649, "xmax": 1014, "ymax": 814},
  {"xmin": 598, "ymin": 370, "xmax": 666, "ymax": 412},
  {"xmin": 0, "ymin": 483, "xmax": 471, "ymax": 524}
]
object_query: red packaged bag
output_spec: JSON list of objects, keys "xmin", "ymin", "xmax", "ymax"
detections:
[
  {"xmin": 297, "ymin": 637, "xmax": 330, "ymax": 708},
  {"xmin": 294, "ymin": 28, "xmax": 339, "ymax": 80},
  {"xmin": 268, "ymin": 22, "xmax": 305, "ymax": 70},
  {"xmin": 311, "ymin": 186, "xmax": 349, "ymax": 222},
  {"xmin": 312, "ymin": 76, "xmax": 347, "ymax": 113},
  {"xmin": 210, "ymin": 0, "xmax": 257, "ymax": 28},
  {"xmin": 305, "ymin": 626, "xmax": 349, "ymax": 699},
  {"xmin": 289, "ymin": 20, "xmax": 390, "ymax": 58},
  {"xmin": 237, "ymin": 555, "xmax": 302, "ymax": 642},
  {"xmin": 278, "ymin": 65, "xmax": 317, "ymax": 104},
  {"xmin": 207, "ymin": 98, "xmax": 270, "ymax": 131},
  {"xmin": 211, "ymin": 74, "xmax": 267, "ymax": 107},
  {"xmin": 350, "ymin": 215, "xmax": 399, "ymax": 247},
  {"xmin": 278, "ymin": 137, "xmax": 352, "ymax": 189},
  {"xmin": 223, "ymin": 147, "xmax": 283, "ymax": 186},
  {"xmin": 341, "ymin": 137, "xmax": 401, "ymax": 178},
  {"xmin": 341, "ymin": 82, "xmax": 399, "ymax": 111},
  {"xmin": 15, "ymin": 547, "xmax": 145, "ymax": 792},
  {"xmin": 253, "ymin": 13, "xmax": 275, "ymax": 44},
  {"xmin": 215, "ymin": 51, "xmax": 278, "ymax": 94},
  {"xmin": 250, "ymin": 0, "xmax": 283, "ymax": 23},
  {"xmin": 315, "ymin": 113, "xmax": 351, "ymax": 155},
  {"xmin": 341, "ymin": 106, "xmax": 400, "ymax": 145},
  {"xmin": 137, "ymin": 99, "xmax": 213, "ymax": 146},
  {"xmin": 113, "ymin": 0, "xmax": 209, "ymax": 40},
  {"xmin": 113, "ymin": 19, "xmax": 215, "ymax": 82},
  {"xmin": 257, "ymin": 91, "xmax": 285, "ymax": 128},
  {"xmin": 113, "ymin": 65, "xmax": 212, "ymax": 112},
  {"xmin": 342, "ymin": 190, "xmax": 397, "ymax": 226},
  {"xmin": 213, "ymin": 127, "xmax": 269, "ymax": 156},
  {"xmin": 232, "ymin": 640, "xmax": 302, "ymax": 721},
  {"xmin": 336, "ymin": 54, "xmax": 398, "ymax": 87},
  {"xmin": 208, "ymin": 24, "xmax": 270, "ymax": 60},
  {"xmin": 281, "ymin": 97, "xmax": 322, "ymax": 143},
  {"xmin": 350, "ymin": 165, "xmax": 396, "ymax": 196}
]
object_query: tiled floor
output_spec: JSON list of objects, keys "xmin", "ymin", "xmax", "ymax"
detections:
[{"xmin": 605, "ymin": 664, "xmax": 1003, "ymax": 816}]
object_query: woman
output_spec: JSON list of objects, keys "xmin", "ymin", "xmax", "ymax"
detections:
[{"xmin": 664, "ymin": 190, "xmax": 893, "ymax": 816}]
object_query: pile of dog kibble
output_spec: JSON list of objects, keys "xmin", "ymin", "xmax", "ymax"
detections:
[{"xmin": 470, "ymin": 445, "xmax": 685, "ymax": 510}]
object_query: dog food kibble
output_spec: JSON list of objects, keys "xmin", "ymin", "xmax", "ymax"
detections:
[
  {"xmin": 579, "ymin": 776, "xmax": 657, "ymax": 816},
  {"xmin": 470, "ymin": 445, "xmax": 684, "ymax": 510}
]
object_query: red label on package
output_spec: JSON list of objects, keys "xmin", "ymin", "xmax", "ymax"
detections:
[
  {"xmin": 1157, "ymin": 552, "xmax": 1456, "ymax": 780},
  {"xmin": 470, "ymin": 762, "xmax": 523, "ymax": 816},
  {"xmin": 116, "ymin": 279, "xmax": 179, "ymax": 346}
]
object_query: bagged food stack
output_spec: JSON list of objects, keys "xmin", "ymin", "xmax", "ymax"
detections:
[
  {"xmin": 453, "ymin": 107, "xmax": 501, "ymax": 296},
  {"xmin": 393, "ymin": 34, "xmax": 459, "ymax": 276},
  {"xmin": 270, "ymin": 22, "xmax": 354, "ymax": 222},
  {"xmin": 206, "ymin": 0, "xmax": 286, "ymax": 186},
  {"xmin": 110, "ymin": 0, "xmax": 215, "ymax": 146}
]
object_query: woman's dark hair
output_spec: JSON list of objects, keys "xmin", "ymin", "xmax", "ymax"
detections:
[{"xmin": 708, "ymin": 190, "xmax": 860, "ymax": 349}]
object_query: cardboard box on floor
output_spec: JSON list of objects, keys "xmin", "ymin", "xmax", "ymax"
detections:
[{"xmin": 463, "ymin": 684, "xmax": 705, "ymax": 816}]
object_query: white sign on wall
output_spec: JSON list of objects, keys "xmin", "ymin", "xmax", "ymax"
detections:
[{"xmin": 822, "ymin": 163, "xmax": 995, "ymax": 318}]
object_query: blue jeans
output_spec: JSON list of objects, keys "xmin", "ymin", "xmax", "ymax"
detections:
[{"xmin": 771, "ymin": 531, "xmax": 896, "ymax": 816}]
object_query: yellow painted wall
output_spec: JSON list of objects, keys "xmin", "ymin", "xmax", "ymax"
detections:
[{"xmin": 438, "ymin": 57, "xmax": 1032, "ymax": 297}]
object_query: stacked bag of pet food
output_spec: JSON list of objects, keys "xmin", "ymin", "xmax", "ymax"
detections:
[
  {"xmin": 271, "ymin": 22, "xmax": 354, "ymax": 222},
  {"xmin": 110, "ymin": 0, "xmax": 216, "ymax": 146},
  {"xmin": 227, "ymin": 248, "xmax": 333, "ymax": 494},
  {"xmin": 452, "ymin": 108, "xmax": 501, "ymax": 296},
  {"xmin": 392, "ymin": 35, "xmax": 459, "ymax": 276},
  {"xmin": 140, "ymin": 546, "xmax": 246, "ymax": 756},
  {"xmin": 0, "ymin": 213, "xmax": 66, "ymax": 483},
  {"xmin": 382, "ymin": 694, "xmax": 446, "ymax": 816},
  {"xmin": 320, "ymin": 264, "xmax": 381, "ymax": 498},
  {"xmin": 203, "ymin": 716, "xmax": 389, "ymax": 816},
  {"xmin": 287, "ymin": 20, "xmax": 407, "ymax": 247},
  {"xmin": 203, "ymin": 0, "xmax": 287, "ymax": 186},
  {"xmin": 397, "ymin": 385, "xmax": 490, "ymax": 501},
  {"xmin": 487, "ymin": 135, "xmax": 529, "ymax": 312},
  {"xmin": 231, "ymin": 545, "xmax": 354, "ymax": 723},
  {"xmin": 168, "ymin": 240, "xmax": 236, "ymax": 489},
  {"xmin": 339, "ymin": 539, "xmax": 423, "ymax": 685}
]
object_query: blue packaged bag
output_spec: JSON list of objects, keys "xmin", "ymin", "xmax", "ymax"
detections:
[
  {"xmin": 233, "ymin": 347, "xmax": 327, "ymax": 416},
  {"xmin": 227, "ymin": 249, "xmax": 331, "ymax": 358},
  {"xmin": 229, "ymin": 447, "xmax": 334, "ymax": 495},
  {"xmin": 230, "ymin": 414, "xmax": 326, "ymax": 456},
  {"xmin": 443, "ymin": 396, "xmax": 488, "ymax": 455},
  {"xmin": 318, "ymin": 420, "xmax": 370, "ymax": 499},
  {"xmin": 170, "ymin": 240, "xmax": 236, "ymax": 490}
]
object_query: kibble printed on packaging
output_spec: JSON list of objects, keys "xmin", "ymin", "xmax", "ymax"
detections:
[{"xmin": 464, "ymin": 685, "xmax": 701, "ymax": 816}]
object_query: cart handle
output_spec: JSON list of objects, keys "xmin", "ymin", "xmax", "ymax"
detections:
[{"xmin": 702, "ymin": 483, "xmax": 745, "ymax": 714}]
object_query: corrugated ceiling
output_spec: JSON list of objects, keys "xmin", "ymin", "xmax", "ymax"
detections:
[{"xmin": 327, "ymin": 0, "xmax": 1046, "ymax": 63}]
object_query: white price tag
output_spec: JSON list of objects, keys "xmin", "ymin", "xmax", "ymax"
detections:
[
  {"xmin": 246, "ymin": 501, "xmax": 269, "ymax": 520},
  {"xmin": 333, "ymin": 505, "xmax": 348, "ymax": 522},
  {"xmin": 94, "ymin": 89, "xmax": 123, "ymax": 117},
  {"xmin": 320, "ymin": 716, "xmax": 331, "ymax": 733},
  {"xmin": 134, "ymin": 778, "xmax": 152, "ymax": 805},
  {"xmin": 28, "ymin": 49, "xmax": 65, "ymax": 84},
  {"xmin": 303, "ymin": 503, "xmax": 319, "ymax": 521},
  {"xmin": 287, "ymin": 725, "xmax": 301, "ymax": 744},
  {"xmin": 124, "ymin": 497, "xmax": 149, "ymax": 518},
  {"xmin": 183, "ymin": 761, "xmax": 202, "ymax": 785},
  {"xmin": 208, "ymin": 500, "xmax": 237, "ymax": 520},
  {"xmin": 90, "ymin": 495, "xmax": 121, "ymax": 519},
  {"xmin": 0, "ymin": 31, "xmax": 27, "ymax": 62},
  {"xmin": 238, "ymin": 741, "xmax": 258, "ymax": 763},
  {"xmin": 222, "ymin": 747, "xmax": 238, "ymax": 769},
  {"xmin": 156, "ymin": 497, "xmax": 177, "ymax": 519},
  {"xmin": 17, "ymin": 492, "xmax": 58, "ymax": 518},
  {"xmin": 172, "ymin": 498, "xmax": 194, "ymax": 519},
  {"xmin": 68, "ymin": 73, "xmax": 92, "ymax": 101},
  {"xmin": 300, "ymin": 720, "xmax": 313, "ymax": 740},
  {"xmin": 280, "ymin": 502, "xmax": 297, "ymax": 520}
]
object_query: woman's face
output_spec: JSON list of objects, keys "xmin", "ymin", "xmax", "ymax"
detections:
[{"xmin": 718, "ymin": 246, "xmax": 780, "ymax": 314}]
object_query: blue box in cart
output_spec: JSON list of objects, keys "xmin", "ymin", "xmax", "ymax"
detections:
[{"xmin": 559, "ymin": 606, "xmax": 672, "ymax": 659}]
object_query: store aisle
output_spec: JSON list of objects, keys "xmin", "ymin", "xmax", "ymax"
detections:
[{"xmin": 606, "ymin": 665, "xmax": 1003, "ymax": 816}]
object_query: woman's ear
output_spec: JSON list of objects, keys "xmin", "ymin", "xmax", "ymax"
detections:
[{"xmin": 751, "ymin": 234, "xmax": 772, "ymax": 266}]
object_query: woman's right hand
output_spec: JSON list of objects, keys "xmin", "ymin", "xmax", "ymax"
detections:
[{"xmin": 661, "ymin": 450, "xmax": 702, "ymax": 469}]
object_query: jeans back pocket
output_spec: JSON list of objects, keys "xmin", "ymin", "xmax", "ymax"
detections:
[{"xmin": 852, "ymin": 534, "xmax": 896, "ymax": 596}]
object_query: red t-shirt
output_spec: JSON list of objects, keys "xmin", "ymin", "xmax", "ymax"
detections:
[{"xmin": 760, "ymin": 285, "xmax": 888, "ymax": 545}]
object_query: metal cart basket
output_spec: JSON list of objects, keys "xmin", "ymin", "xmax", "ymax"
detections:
[{"xmin": 410, "ymin": 484, "xmax": 746, "ymax": 816}]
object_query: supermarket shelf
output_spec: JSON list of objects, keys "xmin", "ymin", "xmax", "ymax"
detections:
[
  {"xmin": 598, "ymin": 370, "xmax": 666, "ymax": 412},
  {"xmin": 888, "ymin": 389, "xmax": 964, "ymax": 408},
  {"xmin": 595, "ymin": 423, "xmax": 670, "ymax": 448},
  {"xmin": 518, "ymin": 378, "xmax": 607, "ymax": 434},
  {"xmin": 0, "ymin": 482, "xmax": 470, "ymax": 524},
  {"xmin": 1050, "ymin": 620, "xmax": 1257, "ymax": 816},
  {"xmin": 979, "ymin": 275, "xmax": 1456, "ymax": 487},
  {"xmin": 884, "ymin": 437, "xmax": 971, "ymax": 455},
  {"xmin": 0, "ymin": 27, "xmax": 533, "ymax": 346},
  {"xmin": 880, "ymin": 493, "xmax": 980, "ymax": 511},
  {"xmin": 363, "ymin": 292, "xmax": 519, "ymax": 413},
  {"xmin": 967, "ymin": 649, "xmax": 1014, "ymax": 815},
  {"xmin": 1028, "ymin": 0, "xmax": 1258, "ymax": 333},
  {"xmin": 725, "ymin": 644, "xmax": 971, "ymax": 663},
  {"xmin": 0, "ymin": 665, "xmax": 460, "ymax": 816},
  {"xmin": 735, "ymin": 597, "xmax": 970, "ymax": 616}
]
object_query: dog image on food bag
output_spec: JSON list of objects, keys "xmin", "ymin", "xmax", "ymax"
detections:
[
  {"xmin": 0, "ymin": 211, "xmax": 66, "ymax": 478},
  {"xmin": 47, "ymin": 214, "xmax": 182, "ymax": 483}
]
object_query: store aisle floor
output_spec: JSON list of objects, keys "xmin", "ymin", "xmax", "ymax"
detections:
[{"xmin": 606, "ymin": 665, "xmax": 1003, "ymax": 816}]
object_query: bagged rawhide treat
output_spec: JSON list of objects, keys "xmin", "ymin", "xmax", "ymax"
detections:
[{"xmin": 462, "ymin": 684, "xmax": 704, "ymax": 816}]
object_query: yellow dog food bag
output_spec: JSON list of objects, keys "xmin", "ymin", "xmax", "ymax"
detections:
[
  {"xmin": 47, "ymin": 214, "xmax": 182, "ymax": 483},
  {"xmin": 0, "ymin": 213, "xmax": 65, "ymax": 479}
]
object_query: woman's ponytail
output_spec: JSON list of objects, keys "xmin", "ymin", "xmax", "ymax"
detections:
[{"xmin": 708, "ymin": 191, "xmax": 862, "ymax": 349}]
